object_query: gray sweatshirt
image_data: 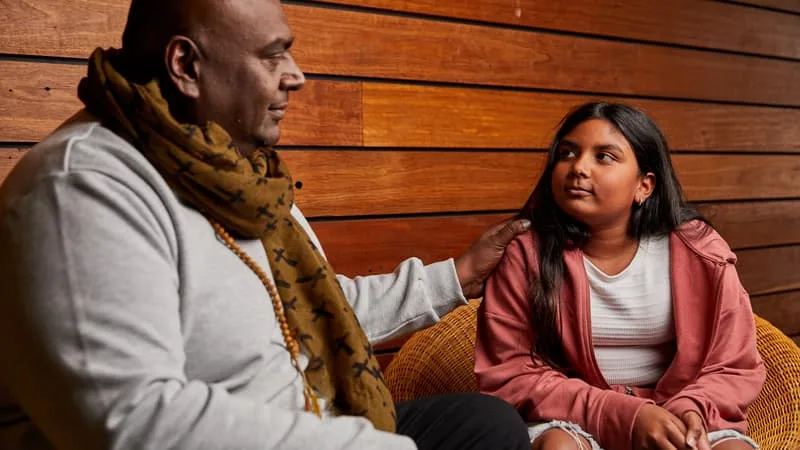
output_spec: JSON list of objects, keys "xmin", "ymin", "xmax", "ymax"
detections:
[{"xmin": 0, "ymin": 118, "xmax": 467, "ymax": 450}]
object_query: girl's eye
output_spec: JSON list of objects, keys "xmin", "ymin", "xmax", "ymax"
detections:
[
  {"xmin": 558, "ymin": 149, "xmax": 575, "ymax": 159},
  {"xmin": 597, "ymin": 152, "xmax": 613, "ymax": 162}
]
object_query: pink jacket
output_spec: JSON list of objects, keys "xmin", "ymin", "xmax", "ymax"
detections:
[{"xmin": 474, "ymin": 220, "xmax": 765, "ymax": 450}]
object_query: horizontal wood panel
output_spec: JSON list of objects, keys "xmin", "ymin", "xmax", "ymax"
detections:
[
  {"xmin": 0, "ymin": 61, "xmax": 84, "ymax": 143},
  {"xmin": 0, "ymin": 148, "xmax": 546, "ymax": 216},
  {"xmin": 286, "ymin": 5, "xmax": 800, "ymax": 106},
  {"xmin": 314, "ymin": 214, "xmax": 508, "ymax": 276},
  {"xmin": 702, "ymin": 201, "xmax": 800, "ymax": 249},
  {"xmin": 0, "ymin": 0, "xmax": 126, "ymax": 58},
  {"xmin": 279, "ymin": 80, "xmax": 362, "ymax": 146},
  {"xmin": 363, "ymin": 84, "xmax": 800, "ymax": 152},
  {"xmin": 315, "ymin": 0, "xmax": 800, "ymax": 60},
  {"xmin": 0, "ymin": 149, "xmax": 25, "ymax": 184},
  {"xmin": 290, "ymin": 152, "xmax": 800, "ymax": 216},
  {"xmin": 4, "ymin": 3, "xmax": 798, "ymax": 106},
  {"xmin": 313, "ymin": 201, "xmax": 800, "ymax": 276},
  {"xmin": 3, "ymin": 148, "xmax": 800, "ymax": 216},
  {"xmin": 288, "ymin": 150, "xmax": 545, "ymax": 216},
  {"xmin": 672, "ymin": 154, "xmax": 800, "ymax": 202},
  {"xmin": 731, "ymin": 0, "xmax": 800, "ymax": 14},
  {"xmin": 0, "ymin": 61, "xmax": 363, "ymax": 146},
  {"xmin": 738, "ymin": 245, "xmax": 800, "ymax": 296},
  {"xmin": 6, "ymin": 60, "xmax": 800, "ymax": 152},
  {"xmin": 751, "ymin": 291, "xmax": 800, "ymax": 336}
]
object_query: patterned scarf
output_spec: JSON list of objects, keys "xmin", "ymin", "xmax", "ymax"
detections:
[{"xmin": 77, "ymin": 48, "xmax": 396, "ymax": 432}]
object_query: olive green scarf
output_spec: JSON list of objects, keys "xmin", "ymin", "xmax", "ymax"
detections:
[{"xmin": 77, "ymin": 48, "xmax": 396, "ymax": 431}]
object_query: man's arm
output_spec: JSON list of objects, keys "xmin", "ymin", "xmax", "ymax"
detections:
[
  {"xmin": 0, "ymin": 169, "xmax": 414, "ymax": 450},
  {"xmin": 294, "ymin": 209, "xmax": 529, "ymax": 345},
  {"xmin": 336, "ymin": 258, "xmax": 466, "ymax": 344}
]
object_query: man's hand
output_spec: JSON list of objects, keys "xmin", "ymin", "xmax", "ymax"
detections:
[
  {"xmin": 681, "ymin": 411, "xmax": 710, "ymax": 450},
  {"xmin": 633, "ymin": 404, "xmax": 688, "ymax": 450},
  {"xmin": 454, "ymin": 217, "xmax": 531, "ymax": 299}
]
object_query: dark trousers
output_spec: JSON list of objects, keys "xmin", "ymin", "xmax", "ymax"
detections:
[{"xmin": 396, "ymin": 393, "xmax": 530, "ymax": 450}]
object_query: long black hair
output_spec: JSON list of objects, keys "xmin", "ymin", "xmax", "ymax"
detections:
[{"xmin": 523, "ymin": 102, "xmax": 704, "ymax": 368}]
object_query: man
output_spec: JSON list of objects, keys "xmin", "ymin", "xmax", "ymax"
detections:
[{"xmin": 0, "ymin": 0, "xmax": 533, "ymax": 449}]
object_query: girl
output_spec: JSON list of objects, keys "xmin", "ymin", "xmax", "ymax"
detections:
[{"xmin": 474, "ymin": 103, "xmax": 765, "ymax": 450}]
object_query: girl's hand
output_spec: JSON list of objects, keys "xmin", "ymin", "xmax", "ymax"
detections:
[
  {"xmin": 681, "ymin": 411, "xmax": 711, "ymax": 450},
  {"xmin": 633, "ymin": 404, "xmax": 688, "ymax": 450}
]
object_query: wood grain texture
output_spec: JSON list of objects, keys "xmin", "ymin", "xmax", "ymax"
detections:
[
  {"xmin": 362, "ymin": 84, "xmax": 800, "ymax": 152},
  {"xmin": 2, "ymin": 3, "xmax": 798, "ymax": 105},
  {"xmin": 6, "ymin": 60, "xmax": 800, "ymax": 152},
  {"xmin": 312, "ymin": 202, "xmax": 800, "ymax": 277},
  {"xmin": 314, "ymin": 0, "xmax": 800, "ymax": 60},
  {"xmin": 0, "ymin": 0, "xmax": 126, "ymax": 57},
  {"xmin": 738, "ymin": 245, "xmax": 800, "ymax": 296},
  {"xmin": 701, "ymin": 201, "xmax": 800, "ymax": 249},
  {"xmin": 291, "ymin": 150, "xmax": 800, "ymax": 217},
  {"xmin": 312, "ymin": 214, "xmax": 508, "ymax": 276},
  {"xmin": 0, "ymin": 149, "xmax": 26, "ymax": 184},
  {"xmin": 286, "ymin": 150, "xmax": 545, "ymax": 217},
  {"xmin": 286, "ymin": 5, "xmax": 800, "ymax": 106},
  {"xmin": 729, "ymin": 0, "xmax": 800, "ymax": 14},
  {"xmin": 278, "ymin": 80, "xmax": 363, "ymax": 146},
  {"xmin": 0, "ymin": 61, "xmax": 363, "ymax": 145},
  {"xmin": 0, "ymin": 61, "xmax": 84, "ymax": 143},
  {"xmin": 751, "ymin": 290, "xmax": 800, "ymax": 336},
  {"xmin": 3, "ymin": 148, "xmax": 800, "ymax": 217},
  {"xmin": 673, "ymin": 154, "xmax": 800, "ymax": 202}
]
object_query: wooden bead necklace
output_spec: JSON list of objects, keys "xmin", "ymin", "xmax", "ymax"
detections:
[{"xmin": 210, "ymin": 220, "xmax": 322, "ymax": 417}]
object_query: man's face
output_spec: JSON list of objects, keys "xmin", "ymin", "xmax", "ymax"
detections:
[{"xmin": 193, "ymin": 0, "xmax": 305, "ymax": 153}]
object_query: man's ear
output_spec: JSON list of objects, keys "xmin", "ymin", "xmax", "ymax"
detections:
[{"xmin": 164, "ymin": 36, "xmax": 202, "ymax": 99}]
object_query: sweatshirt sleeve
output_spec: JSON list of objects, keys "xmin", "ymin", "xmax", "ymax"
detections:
[
  {"xmin": 0, "ymin": 169, "xmax": 415, "ymax": 450},
  {"xmin": 474, "ymin": 236, "xmax": 652, "ymax": 449},
  {"xmin": 662, "ymin": 265, "xmax": 766, "ymax": 431},
  {"xmin": 336, "ymin": 259, "xmax": 467, "ymax": 345},
  {"xmin": 288, "ymin": 206, "xmax": 467, "ymax": 346}
]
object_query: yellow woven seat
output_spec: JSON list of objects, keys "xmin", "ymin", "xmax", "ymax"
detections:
[{"xmin": 385, "ymin": 299, "xmax": 800, "ymax": 450}]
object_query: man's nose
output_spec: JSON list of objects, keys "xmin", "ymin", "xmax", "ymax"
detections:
[{"xmin": 281, "ymin": 53, "xmax": 306, "ymax": 91}]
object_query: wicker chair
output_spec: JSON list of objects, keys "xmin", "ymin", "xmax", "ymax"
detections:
[{"xmin": 385, "ymin": 299, "xmax": 800, "ymax": 450}]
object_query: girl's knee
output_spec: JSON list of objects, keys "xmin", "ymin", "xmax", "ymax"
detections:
[
  {"xmin": 532, "ymin": 429, "xmax": 591, "ymax": 450},
  {"xmin": 711, "ymin": 438, "xmax": 757, "ymax": 450}
]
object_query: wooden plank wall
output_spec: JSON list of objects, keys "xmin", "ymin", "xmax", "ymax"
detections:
[
  {"xmin": 727, "ymin": 0, "xmax": 800, "ymax": 14},
  {"xmin": 1, "ymin": 1, "xmax": 799, "ymax": 361}
]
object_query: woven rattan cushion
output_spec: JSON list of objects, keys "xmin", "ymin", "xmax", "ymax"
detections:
[
  {"xmin": 749, "ymin": 314, "xmax": 800, "ymax": 450},
  {"xmin": 385, "ymin": 300, "xmax": 800, "ymax": 450}
]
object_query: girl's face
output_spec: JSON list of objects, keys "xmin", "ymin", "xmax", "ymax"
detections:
[{"xmin": 551, "ymin": 119, "xmax": 655, "ymax": 231}]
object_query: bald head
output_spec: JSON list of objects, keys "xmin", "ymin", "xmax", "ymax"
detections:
[
  {"xmin": 121, "ymin": 0, "xmax": 279, "ymax": 77},
  {"xmin": 119, "ymin": 0, "xmax": 304, "ymax": 152}
]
